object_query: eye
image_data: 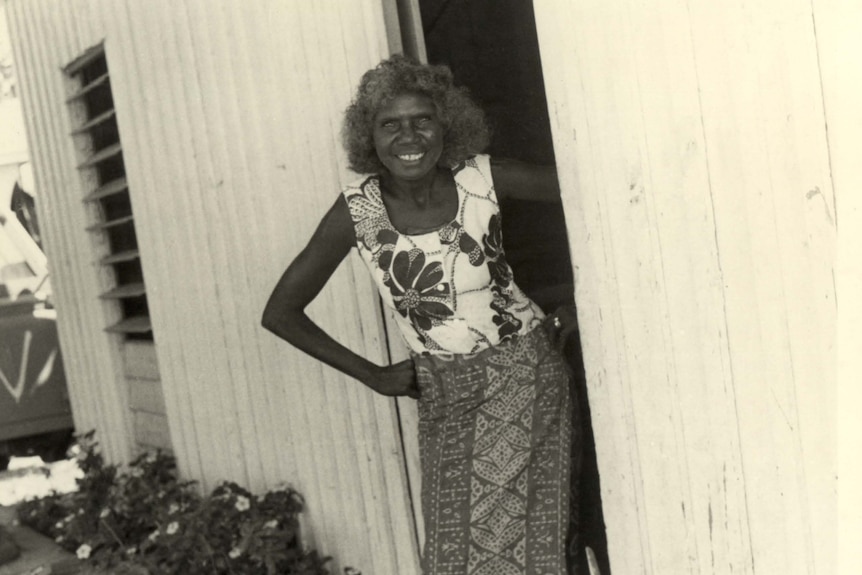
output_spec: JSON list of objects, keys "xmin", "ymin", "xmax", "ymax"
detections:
[{"xmin": 379, "ymin": 120, "xmax": 398, "ymax": 130}]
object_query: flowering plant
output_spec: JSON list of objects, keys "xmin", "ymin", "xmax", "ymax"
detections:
[{"xmin": 17, "ymin": 432, "xmax": 329, "ymax": 574}]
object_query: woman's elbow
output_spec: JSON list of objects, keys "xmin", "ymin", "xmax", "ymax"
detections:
[
  {"xmin": 260, "ymin": 305, "xmax": 280, "ymax": 334},
  {"xmin": 260, "ymin": 309, "xmax": 278, "ymax": 334},
  {"xmin": 261, "ymin": 298, "xmax": 292, "ymax": 334}
]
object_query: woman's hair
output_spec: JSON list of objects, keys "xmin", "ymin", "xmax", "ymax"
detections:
[{"xmin": 342, "ymin": 54, "xmax": 490, "ymax": 173}]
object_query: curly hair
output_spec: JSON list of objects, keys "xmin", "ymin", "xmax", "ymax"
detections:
[{"xmin": 341, "ymin": 54, "xmax": 490, "ymax": 174}]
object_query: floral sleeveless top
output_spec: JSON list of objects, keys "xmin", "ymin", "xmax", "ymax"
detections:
[{"xmin": 342, "ymin": 154, "xmax": 544, "ymax": 355}]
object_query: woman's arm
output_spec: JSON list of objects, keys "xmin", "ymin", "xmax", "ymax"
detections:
[
  {"xmin": 261, "ymin": 197, "xmax": 419, "ymax": 398},
  {"xmin": 490, "ymin": 157, "xmax": 581, "ymax": 351},
  {"xmin": 490, "ymin": 157, "xmax": 561, "ymax": 203}
]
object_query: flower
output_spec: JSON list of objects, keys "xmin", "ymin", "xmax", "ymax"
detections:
[
  {"xmin": 168, "ymin": 503, "xmax": 180, "ymax": 515},
  {"xmin": 263, "ymin": 519, "xmax": 278, "ymax": 529},
  {"xmin": 383, "ymin": 249, "xmax": 453, "ymax": 331},
  {"xmin": 55, "ymin": 521, "xmax": 64, "ymax": 529},
  {"xmin": 166, "ymin": 521, "xmax": 179, "ymax": 535},
  {"xmin": 482, "ymin": 213, "xmax": 513, "ymax": 287},
  {"xmin": 55, "ymin": 536, "xmax": 64, "ymax": 543},
  {"xmin": 234, "ymin": 495, "xmax": 250, "ymax": 512},
  {"xmin": 228, "ymin": 547, "xmax": 242, "ymax": 559},
  {"xmin": 347, "ymin": 181, "xmax": 394, "ymax": 256},
  {"xmin": 99, "ymin": 508, "xmax": 110, "ymax": 519},
  {"xmin": 76, "ymin": 544, "xmax": 92, "ymax": 559},
  {"xmin": 148, "ymin": 530, "xmax": 159, "ymax": 542},
  {"xmin": 126, "ymin": 547, "xmax": 137, "ymax": 556},
  {"xmin": 456, "ymin": 227, "xmax": 484, "ymax": 266},
  {"xmin": 490, "ymin": 285, "xmax": 522, "ymax": 339}
]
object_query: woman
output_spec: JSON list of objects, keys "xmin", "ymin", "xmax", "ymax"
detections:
[{"xmin": 262, "ymin": 55, "xmax": 581, "ymax": 574}]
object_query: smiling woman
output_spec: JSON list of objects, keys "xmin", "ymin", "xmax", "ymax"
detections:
[
  {"xmin": 262, "ymin": 55, "xmax": 582, "ymax": 574},
  {"xmin": 372, "ymin": 93, "xmax": 444, "ymax": 180}
]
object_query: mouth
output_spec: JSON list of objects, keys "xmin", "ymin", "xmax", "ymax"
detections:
[{"xmin": 396, "ymin": 152, "xmax": 425, "ymax": 162}]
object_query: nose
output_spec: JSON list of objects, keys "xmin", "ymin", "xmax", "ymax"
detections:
[{"xmin": 396, "ymin": 123, "xmax": 419, "ymax": 143}]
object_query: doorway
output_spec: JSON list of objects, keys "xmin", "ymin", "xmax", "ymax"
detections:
[{"xmin": 390, "ymin": 1, "xmax": 611, "ymax": 572}]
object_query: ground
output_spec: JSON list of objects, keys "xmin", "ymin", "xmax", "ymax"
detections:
[{"xmin": 0, "ymin": 456, "xmax": 80, "ymax": 574}]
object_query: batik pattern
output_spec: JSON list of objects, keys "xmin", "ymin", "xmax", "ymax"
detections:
[{"xmin": 414, "ymin": 326, "xmax": 574, "ymax": 574}]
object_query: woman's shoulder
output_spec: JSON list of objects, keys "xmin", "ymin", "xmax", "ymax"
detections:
[{"xmin": 342, "ymin": 173, "xmax": 382, "ymax": 199}]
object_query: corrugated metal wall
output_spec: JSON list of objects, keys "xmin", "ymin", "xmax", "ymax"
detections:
[
  {"xmin": 6, "ymin": 0, "xmax": 135, "ymax": 465},
  {"xmin": 6, "ymin": 1, "xmax": 420, "ymax": 571},
  {"xmin": 535, "ymin": 1, "xmax": 839, "ymax": 573}
]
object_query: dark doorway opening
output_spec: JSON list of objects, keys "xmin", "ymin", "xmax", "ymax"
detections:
[{"xmin": 414, "ymin": 1, "xmax": 611, "ymax": 572}]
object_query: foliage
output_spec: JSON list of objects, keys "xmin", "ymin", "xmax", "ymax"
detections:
[{"xmin": 17, "ymin": 431, "xmax": 330, "ymax": 575}]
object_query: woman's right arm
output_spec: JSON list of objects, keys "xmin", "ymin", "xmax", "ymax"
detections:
[{"xmin": 261, "ymin": 197, "xmax": 418, "ymax": 398}]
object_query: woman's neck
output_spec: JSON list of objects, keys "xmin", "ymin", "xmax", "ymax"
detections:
[{"xmin": 380, "ymin": 167, "xmax": 442, "ymax": 206}]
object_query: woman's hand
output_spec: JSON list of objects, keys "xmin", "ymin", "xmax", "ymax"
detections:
[
  {"xmin": 363, "ymin": 359, "xmax": 420, "ymax": 399},
  {"xmin": 544, "ymin": 304, "xmax": 579, "ymax": 352}
]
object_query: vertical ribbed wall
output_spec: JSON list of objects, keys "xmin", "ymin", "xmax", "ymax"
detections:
[
  {"xmin": 7, "ymin": 1, "xmax": 420, "ymax": 571},
  {"xmin": 535, "ymin": 1, "xmax": 838, "ymax": 573},
  {"xmin": 6, "ymin": 0, "xmax": 134, "ymax": 465}
]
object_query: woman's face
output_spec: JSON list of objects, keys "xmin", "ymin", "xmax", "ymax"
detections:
[{"xmin": 373, "ymin": 92, "xmax": 444, "ymax": 182}]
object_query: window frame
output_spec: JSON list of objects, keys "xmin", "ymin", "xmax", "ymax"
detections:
[{"xmin": 65, "ymin": 46, "xmax": 152, "ymax": 339}]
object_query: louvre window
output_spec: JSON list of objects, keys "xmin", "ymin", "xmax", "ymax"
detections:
[{"xmin": 66, "ymin": 49, "xmax": 152, "ymax": 340}]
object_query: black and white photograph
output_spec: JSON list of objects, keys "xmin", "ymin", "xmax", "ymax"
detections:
[{"xmin": 0, "ymin": 1, "xmax": 856, "ymax": 574}]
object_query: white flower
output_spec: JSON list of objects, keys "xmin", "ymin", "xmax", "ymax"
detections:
[
  {"xmin": 76, "ymin": 544, "xmax": 92, "ymax": 559},
  {"xmin": 228, "ymin": 547, "xmax": 242, "ymax": 559},
  {"xmin": 234, "ymin": 495, "xmax": 250, "ymax": 512},
  {"xmin": 55, "ymin": 521, "xmax": 64, "ymax": 529},
  {"xmin": 148, "ymin": 530, "xmax": 160, "ymax": 542},
  {"xmin": 168, "ymin": 503, "xmax": 180, "ymax": 515},
  {"xmin": 166, "ymin": 521, "xmax": 179, "ymax": 535},
  {"xmin": 77, "ymin": 509, "xmax": 84, "ymax": 516},
  {"xmin": 263, "ymin": 519, "xmax": 278, "ymax": 529},
  {"xmin": 126, "ymin": 546, "xmax": 137, "ymax": 556},
  {"xmin": 55, "ymin": 535, "xmax": 64, "ymax": 543},
  {"xmin": 99, "ymin": 508, "xmax": 110, "ymax": 519}
]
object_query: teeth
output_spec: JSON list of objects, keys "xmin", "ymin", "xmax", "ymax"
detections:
[{"xmin": 398, "ymin": 153, "xmax": 424, "ymax": 161}]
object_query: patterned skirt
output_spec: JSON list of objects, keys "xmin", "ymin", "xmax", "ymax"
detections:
[{"xmin": 413, "ymin": 325, "xmax": 577, "ymax": 575}]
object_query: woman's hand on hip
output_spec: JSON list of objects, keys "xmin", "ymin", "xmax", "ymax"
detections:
[{"xmin": 364, "ymin": 359, "xmax": 420, "ymax": 399}]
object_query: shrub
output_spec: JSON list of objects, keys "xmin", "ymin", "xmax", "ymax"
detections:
[{"xmin": 17, "ymin": 431, "xmax": 329, "ymax": 574}]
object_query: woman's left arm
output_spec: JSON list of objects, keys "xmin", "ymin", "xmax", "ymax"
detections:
[
  {"xmin": 489, "ymin": 157, "xmax": 561, "ymax": 203},
  {"xmin": 491, "ymin": 157, "xmax": 580, "ymax": 350}
]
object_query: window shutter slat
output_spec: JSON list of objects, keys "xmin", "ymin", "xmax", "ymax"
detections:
[
  {"xmin": 65, "ymin": 72, "xmax": 110, "ymax": 102},
  {"xmin": 104, "ymin": 316, "xmax": 152, "ymax": 334},
  {"xmin": 72, "ymin": 109, "xmax": 116, "ymax": 135},
  {"xmin": 77, "ymin": 142, "xmax": 122, "ymax": 169},
  {"xmin": 86, "ymin": 214, "xmax": 134, "ymax": 232},
  {"xmin": 99, "ymin": 282, "xmax": 146, "ymax": 300},
  {"xmin": 84, "ymin": 177, "xmax": 128, "ymax": 203},
  {"xmin": 100, "ymin": 249, "xmax": 140, "ymax": 265}
]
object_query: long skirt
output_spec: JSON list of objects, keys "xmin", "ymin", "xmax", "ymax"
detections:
[{"xmin": 413, "ymin": 325, "xmax": 578, "ymax": 575}]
